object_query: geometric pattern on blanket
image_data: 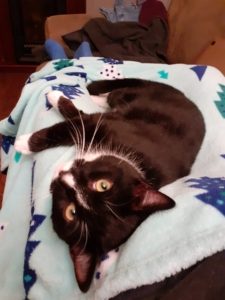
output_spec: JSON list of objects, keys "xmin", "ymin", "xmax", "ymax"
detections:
[
  {"xmin": 187, "ymin": 176, "xmax": 225, "ymax": 216},
  {"xmin": 23, "ymin": 161, "xmax": 47, "ymax": 298},
  {"xmin": 53, "ymin": 59, "xmax": 74, "ymax": 71},
  {"xmin": 0, "ymin": 57, "xmax": 225, "ymax": 300},
  {"xmin": 190, "ymin": 65, "xmax": 207, "ymax": 81},
  {"xmin": 1, "ymin": 135, "xmax": 15, "ymax": 154},
  {"xmin": 52, "ymin": 84, "xmax": 84, "ymax": 99},
  {"xmin": 214, "ymin": 84, "xmax": 225, "ymax": 118}
]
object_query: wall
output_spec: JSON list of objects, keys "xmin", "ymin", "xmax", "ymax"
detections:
[
  {"xmin": 86, "ymin": 0, "xmax": 172, "ymax": 16},
  {"xmin": 86, "ymin": 0, "xmax": 114, "ymax": 17},
  {"xmin": 167, "ymin": 0, "xmax": 225, "ymax": 63}
]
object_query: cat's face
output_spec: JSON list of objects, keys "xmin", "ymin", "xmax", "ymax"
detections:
[{"xmin": 51, "ymin": 153, "xmax": 175, "ymax": 292}]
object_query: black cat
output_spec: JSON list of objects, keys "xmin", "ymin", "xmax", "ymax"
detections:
[{"xmin": 15, "ymin": 79, "xmax": 205, "ymax": 292}]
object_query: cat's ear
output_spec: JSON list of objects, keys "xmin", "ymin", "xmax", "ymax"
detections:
[
  {"xmin": 70, "ymin": 245, "xmax": 97, "ymax": 292},
  {"xmin": 132, "ymin": 182, "xmax": 175, "ymax": 212}
]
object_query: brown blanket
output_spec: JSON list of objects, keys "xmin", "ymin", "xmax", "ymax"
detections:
[
  {"xmin": 62, "ymin": 18, "xmax": 168, "ymax": 63},
  {"xmin": 111, "ymin": 250, "xmax": 225, "ymax": 300}
]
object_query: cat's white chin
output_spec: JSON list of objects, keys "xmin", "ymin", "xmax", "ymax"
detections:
[{"xmin": 14, "ymin": 134, "xmax": 32, "ymax": 155}]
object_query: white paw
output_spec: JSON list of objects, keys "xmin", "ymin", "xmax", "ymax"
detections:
[
  {"xmin": 90, "ymin": 95, "xmax": 109, "ymax": 109},
  {"xmin": 47, "ymin": 91, "xmax": 66, "ymax": 108},
  {"xmin": 14, "ymin": 134, "xmax": 32, "ymax": 155}
]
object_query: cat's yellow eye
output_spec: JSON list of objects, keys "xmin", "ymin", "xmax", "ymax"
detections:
[
  {"xmin": 64, "ymin": 203, "xmax": 76, "ymax": 222},
  {"xmin": 92, "ymin": 179, "xmax": 113, "ymax": 192}
]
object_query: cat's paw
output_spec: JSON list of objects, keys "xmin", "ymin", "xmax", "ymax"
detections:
[
  {"xmin": 14, "ymin": 134, "xmax": 32, "ymax": 154},
  {"xmin": 47, "ymin": 91, "xmax": 66, "ymax": 108},
  {"xmin": 90, "ymin": 95, "xmax": 109, "ymax": 109}
]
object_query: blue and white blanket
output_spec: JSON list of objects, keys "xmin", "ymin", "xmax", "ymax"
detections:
[{"xmin": 0, "ymin": 57, "xmax": 225, "ymax": 300}]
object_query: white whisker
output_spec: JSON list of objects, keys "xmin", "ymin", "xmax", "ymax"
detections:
[
  {"xmin": 74, "ymin": 221, "xmax": 84, "ymax": 247},
  {"xmin": 80, "ymin": 223, "xmax": 89, "ymax": 254},
  {"xmin": 105, "ymin": 200, "xmax": 130, "ymax": 207},
  {"xmin": 77, "ymin": 110, "xmax": 86, "ymax": 158},
  {"xmin": 106, "ymin": 203, "xmax": 126, "ymax": 224},
  {"xmin": 72, "ymin": 220, "xmax": 80, "ymax": 233},
  {"xmin": 75, "ymin": 222, "xmax": 88, "ymax": 255},
  {"xmin": 62, "ymin": 112, "xmax": 83, "ymax": 160},
  {"xmin": 69, "ymin": 128, "xmax": 82, "ymax": 160},
  {"xmin": 86, "ymin": 113, "xmax": 103, "ymax": 154},
  {"xmin": 66, "ymin": 117, "xmax": 82, "ymax": 156}
]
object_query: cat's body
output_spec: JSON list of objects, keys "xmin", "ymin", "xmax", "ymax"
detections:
[{"xmin": 15, "ymin": 79, "xmax": 205, "ymax": 292}]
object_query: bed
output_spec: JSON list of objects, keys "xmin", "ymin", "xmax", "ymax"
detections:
[{"xmin": 0, "ymin": 56, "xmax": 225, "ymax": 300}]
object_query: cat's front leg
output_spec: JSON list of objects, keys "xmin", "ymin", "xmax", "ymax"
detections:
[
  {"xmin": 90, "ymin": 94, "xmax": 109, "ymax": 109},
  {"xmin": 15, "ymin": 122, "xmax": 74, "ymax": 154},
  {"xmin": 14, "ymin": 133, "xmax": 33, "ymax": 154},
  {"xmin": 47, "ymin": 91, "xmax": 82, "ymax": 119},
  {"xmin": 107, "ymin": 89, "xmax": 137, "ymax": 108}
]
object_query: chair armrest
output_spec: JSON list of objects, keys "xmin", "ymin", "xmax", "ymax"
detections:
[
  {"xmin": 195, "ymin": 38, "xmax": 225, "ymax": 75},
  {"xmin": 45, "ymin": 14, "xmax": 92, "ymax": 47}
]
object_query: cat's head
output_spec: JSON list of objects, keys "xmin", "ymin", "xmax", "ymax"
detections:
[{"xmin": 50, "ymin": 151, "xmax": 175, "ymax": 292}]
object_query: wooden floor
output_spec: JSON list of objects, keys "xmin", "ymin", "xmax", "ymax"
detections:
[{"xmin": 0, "ymin": 70, "xmax": 30, "ymax": 207}]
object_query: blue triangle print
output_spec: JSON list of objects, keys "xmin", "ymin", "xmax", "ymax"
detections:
[
  {"xmin": 8, "ymin": 115, "xmax": 15, "ymax": 125},
  {"xmin": 2, "ymin": 135, "xmax": 15, "ymax": 154},
  {"xmin": 219, "ymin": 84, "xmax": 225, "ymax": 94},
  {"xmin": 45, "ymin": 95, "xmax": 52, "ymax": 110},
  {"xmin": 190, "ymin": 65, "xmax": 207, "ymax": 81},
  {"xmin": 28, "ymin": 214, "xmax": 46, "ymax": 238}
]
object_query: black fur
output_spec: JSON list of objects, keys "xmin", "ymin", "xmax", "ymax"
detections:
[{"xmin": 21, "ymin": 79, "xmax": 205, "ymax": 292}]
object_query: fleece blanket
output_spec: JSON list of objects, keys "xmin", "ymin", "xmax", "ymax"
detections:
[{"xmin": 0, "ymin": 57, "xmax": 225, "ymax": 300}]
